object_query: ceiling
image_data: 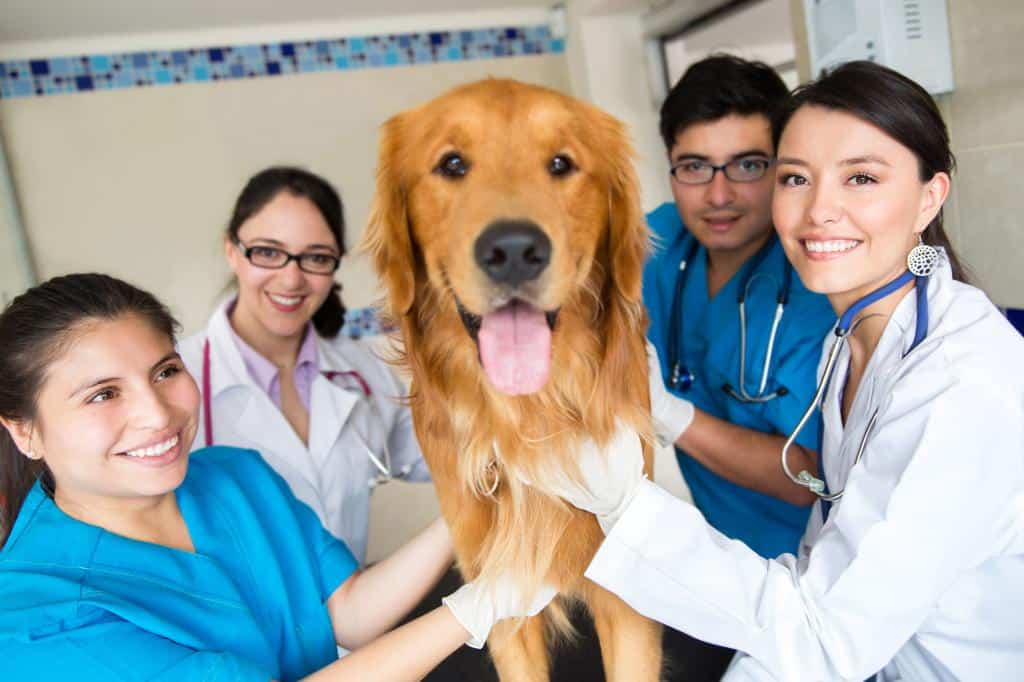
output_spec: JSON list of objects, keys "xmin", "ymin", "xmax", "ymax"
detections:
[{"xmin": 0, "ymin": 0, "xmax": 561, "ymax": 44}]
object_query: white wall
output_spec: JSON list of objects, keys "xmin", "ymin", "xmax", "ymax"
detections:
[
  {"xmin": 565, "ymin": 4, "xmax": 673, "ymax": 213},
  {"xmin": 664, "ymin": 0, "xmax": 798, "ymax": 88}
]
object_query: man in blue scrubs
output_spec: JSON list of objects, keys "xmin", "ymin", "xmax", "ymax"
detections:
[{"xmin": 644, "ymin": 55, "xmax": 835, "ymax": 679}]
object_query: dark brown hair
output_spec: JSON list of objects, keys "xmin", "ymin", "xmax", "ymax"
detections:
[
  {"xmin": 0, "ymin": 274, "xmax": 178, "ymax": 546},
  {"xmin": 660, "ymin": 53, "xmax": 790, "ymax": 151}
]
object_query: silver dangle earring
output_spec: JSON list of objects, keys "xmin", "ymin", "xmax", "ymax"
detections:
[{"xmin": 907, "ymin": 235, "xmax": 939, "ymax": 277}]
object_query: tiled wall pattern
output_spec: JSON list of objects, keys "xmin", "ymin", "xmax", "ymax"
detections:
[
  {"xmin": 341, "ymin": 306, "xmax": 392, "ymax": 340},
  {"xmin": 934, "ymin": 0, "xmax": 1024, "ymax": 309},
  {"xmin": 0, "ymin": 25, "xmax": 564, "ymax": 99}
]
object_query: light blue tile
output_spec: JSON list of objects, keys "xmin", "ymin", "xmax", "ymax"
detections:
[{"xmin": 0, "ymin": 23, "xmax": 559, "ymax": 100}]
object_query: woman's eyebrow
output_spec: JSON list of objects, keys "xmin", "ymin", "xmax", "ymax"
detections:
[
  {"xmin": 840, "ymin": 155, "xmax": 891, "ymax": 167},
  {"xmin": 69, "ymin": 375, "xmax": 119, "ymax": 398},
  {"xmin": 68, "ymin": 352, "xmax": 180, "ymax": 398}
]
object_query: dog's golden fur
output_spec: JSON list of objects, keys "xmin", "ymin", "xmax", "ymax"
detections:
[{"xmin": 363, "ymin": 78, "xmax": 662, "ymax": 681}]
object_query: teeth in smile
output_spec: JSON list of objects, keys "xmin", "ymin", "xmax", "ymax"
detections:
[
  {"xmin": 269, "ymin": 294, "xmax": 302, "ymax": 305},
  {"xmin": 124, "ymin": 435, "xmax": 179, "ymax": 458},
  {"xmin": 805, "ymin": 239, "xmax": 860, "ymax": 253}
]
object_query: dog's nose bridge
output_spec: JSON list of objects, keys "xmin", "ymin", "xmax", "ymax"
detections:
[{"xmin": 474, "ymin": 219, "xmax": 552, "ymax": 286}]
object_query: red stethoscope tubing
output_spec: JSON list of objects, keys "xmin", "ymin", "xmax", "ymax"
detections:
[{"xmin": 201, "ymin": 338, "xmax": 371, "ymax": 447}]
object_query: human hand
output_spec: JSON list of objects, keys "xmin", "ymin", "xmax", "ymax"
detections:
[
  {"xmin": 442, "ymin": 574, "xmax": 557, "ymax": 649},
  {"xmin": 647, "ymin": 340, "xmax": 695, "ymax": 447},
  {"xmin": 519, "ymin": 424, "xmax": 646, "ymax": 534}
]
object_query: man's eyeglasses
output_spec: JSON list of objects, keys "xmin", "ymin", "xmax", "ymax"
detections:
[
  {"xmin": 234, "ymin": 239, "xmax": 341, "ymax": 275},
  {"xmin": 670, "ymin": 156, "xmax": 774, "ymax": 185}
]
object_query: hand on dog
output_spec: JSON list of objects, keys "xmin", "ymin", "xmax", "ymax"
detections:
[
  {"xmin": 647, "ymin": 340, "xmax": 696, "ymax": 448},
  {"xmin": 443, "ymin": 574, "xmax": 557, "ymax": 649},
  {"xmin": 518, "ymin": 425, "xmax": 647, "ymax": 535}
]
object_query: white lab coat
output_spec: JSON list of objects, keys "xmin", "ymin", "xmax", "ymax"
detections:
[
  {"xmin": 179, "ymin": 301, "xmax": 430, "ymax": 562},
  {"xmin": 586, "ymin": 260, "xmax": 1024, "ymax": 681}
]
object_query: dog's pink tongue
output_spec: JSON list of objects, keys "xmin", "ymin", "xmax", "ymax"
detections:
[{"xmin": 478, "ymin": 301, "xmax": 551, "ymax": 395}]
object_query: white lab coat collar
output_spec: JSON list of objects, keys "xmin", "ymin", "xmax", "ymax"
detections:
[
  {"xmin": 308, "ymin": 334, "xmax": 362, "ymax": 459},
  {"xmin": 204, "ymin": 298, "xmax": 261, "ymax": 400},
  {"xmin": 202, "ymin": 298, "xmax": 362, "ymax": 460}
]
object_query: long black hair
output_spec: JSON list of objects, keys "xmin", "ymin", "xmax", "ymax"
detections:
[
  {"xmin": 773, "ymin": 60, "xmax": 967, "ymax": 282},
  {"xmin": 0, "ymin": 274, "xmax": 178, "ymax": 546},
  {"xmin": 227, "ymin": 166, "xmax": 348, "ymax": 337}
]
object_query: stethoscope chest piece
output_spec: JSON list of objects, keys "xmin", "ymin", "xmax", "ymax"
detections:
[{"xmin": 670, "ymin": 362, "xmax": 695, "ymax": 391}]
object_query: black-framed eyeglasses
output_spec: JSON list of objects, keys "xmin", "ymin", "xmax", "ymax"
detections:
[
  {"xmin": 234, "ymin": 238, "xmax": 341, "ymax": 275},
  {"xmin": 670, "ymin": 156, "xmax": 774, "ymax": 185}
]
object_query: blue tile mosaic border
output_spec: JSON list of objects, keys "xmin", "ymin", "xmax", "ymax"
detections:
[
  {"xmin": 341, "ymin": 306, "xmax": 392, "ymax": 340},
  {"xmin": 0, "ymin": 25, "xmax": 563, "ymax": 99}
]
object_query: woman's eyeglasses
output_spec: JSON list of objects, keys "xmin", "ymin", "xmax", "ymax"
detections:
[{"xmin": 234, "ymin": 238, "xmax": 341, "ymax": 275}]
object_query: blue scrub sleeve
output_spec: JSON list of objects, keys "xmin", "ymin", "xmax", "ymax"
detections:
[
  {"xmin": 0, "ymin": 613, "xmax": 271, "ymax": 682},
  {"xmin": 257, "ymin": 455, "xmax": 360, "ymax": 599}
]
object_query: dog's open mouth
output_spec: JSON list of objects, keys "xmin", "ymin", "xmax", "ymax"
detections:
[{"xmin": 455, "ymin": 297, "xmax": 559, "ymax": 395}]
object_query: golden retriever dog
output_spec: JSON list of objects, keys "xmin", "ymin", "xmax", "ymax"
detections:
[{"xmin": 363, "ymin": 78, "xmax": 662, "ymax": 681}]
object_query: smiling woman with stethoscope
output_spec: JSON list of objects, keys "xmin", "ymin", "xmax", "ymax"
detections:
[
  {"xmin": 179, "ymin": 167, "xmax": 429, "ymax": 562},
  {"xmin": 528, "ymin": 62, "xmax": 1024, "ymax": 681}
]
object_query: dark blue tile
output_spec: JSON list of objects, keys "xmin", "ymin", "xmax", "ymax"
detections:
[
  {"xmin": 1007, "ymin": 309, "xmax": 1024, "ymax": 337},
  {"xmin": 208, "ymin": 48, "xmax": 224, "ymax": 62},
  {"xmin": 429, "ymin": 32, "xmax": 444, "ymax": 46},
  {"xmin": 30, "ymin": 60, "xmax": 49, "ymax": 76},
  {"xmin": 267, "ymin": 61, "xmax": 281, "ymax": 75},
  {"xmin": 505, "ymin": 28, "xmax": 518, "ymax": 39},
  {"xmin": 75, "ymin": 75, "xmax": 94, "ymax": 91},
  {"xmin": 281, "ymin": 43, "xmax": 295, "ymax": 57}
]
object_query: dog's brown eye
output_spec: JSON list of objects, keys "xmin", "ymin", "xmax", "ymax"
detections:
[
  {"xmin": 548, "ymin": 154, "xmax": 576, "ymax": 177},
  {"xmin": 436, "ymin": 152, "xmax": 469, "ymax": 178}
]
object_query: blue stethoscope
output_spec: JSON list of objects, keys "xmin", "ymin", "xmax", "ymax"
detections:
[
  {"xmin": 667, "ymin": 234, "xmax": 794, "ymax": 402},
  {"xmin": 781, "ymin": 269, "xmax": 930, "ymax": 506}
]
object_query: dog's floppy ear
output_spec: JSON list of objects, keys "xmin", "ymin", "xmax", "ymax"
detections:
[
  {"xmin": 362, "ymin": 114, "xmax": 416, "ymax": 316},
  {"xmin": 599, "ymin": 112, "xmax": 648, "ymax": 305}
]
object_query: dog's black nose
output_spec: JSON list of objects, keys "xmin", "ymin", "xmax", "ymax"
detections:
[{"xmin": 474, "ymin": 220, "xmax": 551, "ymax": 286}]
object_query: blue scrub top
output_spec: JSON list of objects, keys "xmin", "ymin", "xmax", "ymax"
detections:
[
  {"xmin": 644, "ymin": 202, "xmax": 836, "ymax": 558},
  {"xmin": 0, "ymin": 446, "xmax": 359, "ymax": 681}
]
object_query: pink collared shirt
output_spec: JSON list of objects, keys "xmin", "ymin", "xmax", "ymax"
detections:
[{"xmin": 225, "ymin": 304, "xmax": 320, "ymax": 412}]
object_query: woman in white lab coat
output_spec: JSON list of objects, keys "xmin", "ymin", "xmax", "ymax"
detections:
[
  {"xmin": 531, "ymin": 61, "xmax": 1024, "ymax": 681},
  {"xmin": 180, "ymin": 167, "xmax": 428, "ymax": 562}
]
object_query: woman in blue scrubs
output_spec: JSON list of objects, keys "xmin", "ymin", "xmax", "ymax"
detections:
[{"xmin": 0, "ymin": 274, "xmax": 552, "ymax": 681}]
